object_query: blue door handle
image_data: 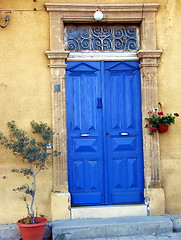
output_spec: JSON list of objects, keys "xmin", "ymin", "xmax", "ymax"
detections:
[{"xmin": 97, "ymin": 98, "xmax": 102, "ymax": 109}]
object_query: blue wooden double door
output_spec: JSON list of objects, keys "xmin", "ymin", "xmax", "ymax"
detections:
[{"xmin": 66, "ymin": 61, "xmax": 144, "ymax": 206}]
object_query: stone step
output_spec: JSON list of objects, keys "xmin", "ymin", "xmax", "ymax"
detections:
[
  {"xmin": 51, "ymin": 216, "xmax": 173, "ymax": 240},
  {"xmin": 71, "ymin": 204, "xmax": 147, "ymax": 219}
]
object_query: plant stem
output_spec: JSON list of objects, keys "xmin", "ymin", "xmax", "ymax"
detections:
[{"xmin": 30, "ymin": 164, "xmax": 36, "ymax": 223}]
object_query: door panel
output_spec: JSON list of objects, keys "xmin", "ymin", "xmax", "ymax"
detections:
[
  {"xmin": 104, "ymin": 61, "xmax": 144, "ymax": 204},
  {"xmin": 66, "ymin": 62, "xmax": 104, "ymax": 206},
  {"xmin": 66, "ymin": 61, "xmax": 144, "ymax": 206}
]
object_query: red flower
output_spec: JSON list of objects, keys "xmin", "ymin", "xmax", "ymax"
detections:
[
  {"xmin": 144, "ymin": 124, "xmax": 149, "ymax": 128},
  {"xmin": 150, "ymin": 119, "xmax": 155, "ymax": 124},
  {"xmin": 158, "ymin": 112, "xmax": 163, "ymax": 115},
  {"xmin": 174, "ymin": 113, "xmax": 179, "ymax": 117},
  {"xmin": 151, "ymin": 127, "xmax": 157, "ymax": 132}
]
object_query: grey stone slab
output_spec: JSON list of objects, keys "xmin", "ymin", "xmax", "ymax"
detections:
[
  {"xmin": 164, "ymin": 232, "xmax": 181, "ymax": 239},
  {"xmin": 141, "ymin": 235, "xmax": 158, "ymax": 240},
  {"xmin": 156, "ymin": 235, "xmax": 170, "ymax": 240},
  {"xmin": 92, "ymin": 239, "xmax": 107, "ymax": 240},
  {"xmin": 0, "ymin": 224, "xmax": 20, "ymax": 240},
  {"xmin": 172, "ymin": 218, "xmax": 181, "ymax": 232},
  {"xmin": 93, "ymin": 238, "xmax": 114, "ymax": 240},
  {"xmin": 130, "ymin": 236, "xmax": 145, "ymax": 240},
  {"xmin": 92, "ymin": 233, "xmax": 181, "ymax": 240},
  {"xmin": 131, "ymin": 236, "xmax": 153, "ymax": 240},
  {"xmin": 52, "ymin": 216, "xmax": 173, "ymax": 239},
  {"xmin": 103, "ymin": 238, "xmax": 119, "ymax": 240},
  {"xmin": 117, "ymin": 237, "xmax": 148, "ymax": 240},
  {"xmin": 44, "ymin": 225, "xmax": 52, "ymax": 239},
  {"xmin": 139, "ymin": 233, "xmax": 181, "ymax": 240},
  {"xmin": 51, "ymin": 216, "xmax": 173, "ymax": 228},
  {"xmin": 118, "ymin": 237, "xmax": 132, "ymax": 240}
]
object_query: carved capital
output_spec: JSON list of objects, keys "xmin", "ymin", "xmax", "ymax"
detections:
[
  {"xmin": 138, "ymin": 50, "xmax": 162, "ymax": 67},
  {"xmin": 46, "ymin": 51, "xmax": 70, "ymax": 59},
  {"xmin": 46, "ymin": 51, "xmax": 69, "ymax": 68},
  {"xmin": 137, "ymin": 50, "xmax": 162, "ymax": 58}
]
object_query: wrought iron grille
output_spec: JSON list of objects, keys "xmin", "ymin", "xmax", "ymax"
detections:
[{"xmin": 64, "ymin": 25, "xmax": 139, "ymax": 51}]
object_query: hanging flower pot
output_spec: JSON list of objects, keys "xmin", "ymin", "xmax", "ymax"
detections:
[
  {"xmin": 145, "ymin": 104, "xmax": 179, "ymax": 135},
  {"xmin": 16, "ymin": 217, "xmax": 48, "ymax": 240},
  {"xmin": 158, "ymin": 124, "xmax": 169, "ymax": 133}
]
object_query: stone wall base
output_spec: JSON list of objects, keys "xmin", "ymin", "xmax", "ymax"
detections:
[
  {"xmin": 51, "ymin": 193, "xmax": 71, "ymax": 221},
  {"xmin": 144, "ymin": 188, "xmax": 165, "ymax": 215},
  {"xmin": 51, "ymin": 189, "xmax": 165, "ymax": 219}
]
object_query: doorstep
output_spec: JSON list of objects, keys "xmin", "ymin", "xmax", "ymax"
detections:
[{"xmin": 71, "ymin": 204, "xmax": 147, "ymax": 219}]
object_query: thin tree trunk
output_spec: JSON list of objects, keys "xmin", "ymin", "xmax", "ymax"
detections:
[{"xmin": 30, "ymin": 165, "xmax": 36, "ymax": 224}]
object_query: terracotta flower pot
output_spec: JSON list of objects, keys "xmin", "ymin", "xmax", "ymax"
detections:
[
  {"xmin": 158, "ymin": 124, "xmax": 169, "ymax": 133},
  {"xmin": 16, "ymin": 217, "xmax": 48, "ymax": 240}
]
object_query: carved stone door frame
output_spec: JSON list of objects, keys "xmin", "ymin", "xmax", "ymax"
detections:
[{"xmin": 46, "ymin": 3, "xmax": 164, "ymax": 218}]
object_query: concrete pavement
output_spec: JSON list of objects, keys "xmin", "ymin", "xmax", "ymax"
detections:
[{"xmin": 83, "ymin": 232, "xmax": 181, "ymax": 240}]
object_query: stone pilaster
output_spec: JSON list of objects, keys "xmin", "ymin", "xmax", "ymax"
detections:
[
  {"xmin": 46, "ymin": 51, "xmax": 69, "ymax": 192},
  {"xmin": 137, "ymin": 50, "xmax": 162, "ymax": 188}
]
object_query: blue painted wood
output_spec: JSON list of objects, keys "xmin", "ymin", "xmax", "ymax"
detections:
[
  {"xmin": 104, "ymin": 61, "xmax": 144, "ymax": 204},
  {"xmin": 66, "ymin": 61, "xmax": 144, "ymax": 206},
  {"xmin": 66, "ymin": 62, "xmax": 104, "ymax": 206}
]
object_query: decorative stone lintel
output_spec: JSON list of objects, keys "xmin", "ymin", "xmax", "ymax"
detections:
[
  {"xmin": 45, "ymin": 3, "xmax": 159, "ymax": 13},
  {"xmin": 45, "ymin": 3, "xmax": 160, "ymax": 24}
]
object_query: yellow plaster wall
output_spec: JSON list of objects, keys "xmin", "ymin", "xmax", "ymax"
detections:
[
  {"xmin": 0, "ymin": 2, "xmax": 52, "ymax": 224},
  {"xmin": 0, "ymin": 0, "xmax": 181, "ymax": 224},
  {"xmin": 156, "ymin": 0, "xmax": 181, "ymax": 214}
]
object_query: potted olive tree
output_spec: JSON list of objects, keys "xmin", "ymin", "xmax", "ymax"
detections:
[{"xmin": 0, "ymin": 121, "xmax": 60, "ymax": 240}]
